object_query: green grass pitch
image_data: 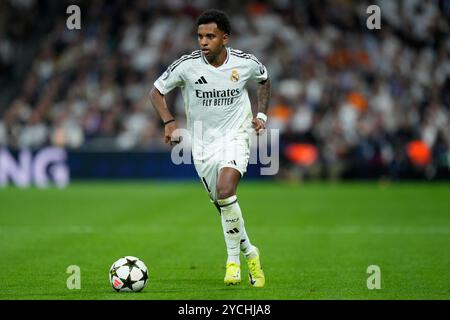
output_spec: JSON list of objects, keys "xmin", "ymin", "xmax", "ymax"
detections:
[{"xmin": 0, "ymin": 181, "xmax": 449, "ymax": 300}]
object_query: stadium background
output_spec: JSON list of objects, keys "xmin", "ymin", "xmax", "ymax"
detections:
[
  {"xmin": 0, "ymin": 0, "xmax": 450, "ymax": 300},
  {"xmin": 1, "ymin": 0, "xmax": 449, "ymax": 181}
]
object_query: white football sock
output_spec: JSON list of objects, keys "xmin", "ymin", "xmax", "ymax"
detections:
[
  {"xmin": 217, "ymin": 195, "xmax": 242, "ymax": 265},
  {"xmin": 239, "ymin": 219, "xmax": 256, "ymax": 258}
]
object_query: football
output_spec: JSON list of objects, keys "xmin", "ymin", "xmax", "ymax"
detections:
[{"xmin": 109, "ymin": 256, "xmax": 149, "ymax": 292}]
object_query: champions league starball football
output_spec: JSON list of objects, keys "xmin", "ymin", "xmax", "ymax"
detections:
[{"xmin": 109, "ymin": 256, "xmax": 149, "ymax": 292}]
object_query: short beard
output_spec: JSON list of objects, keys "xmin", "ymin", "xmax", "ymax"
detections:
[
  {"xmin": 205, "ymin": 52, "xmax": 217, "ymax": 64},
  {"xmin": 206, "ymin": 46, "xmax": 225, "ymax": 64}
]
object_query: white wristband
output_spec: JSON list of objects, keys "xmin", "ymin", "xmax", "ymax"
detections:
[{"xmin": 256, "ymin": 112, "xmax": 267, "ymax": 122}]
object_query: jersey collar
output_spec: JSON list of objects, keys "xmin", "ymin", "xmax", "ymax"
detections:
[{"xmin": 201, "ymin": 47, "xmax": 230, "ymax": 68}]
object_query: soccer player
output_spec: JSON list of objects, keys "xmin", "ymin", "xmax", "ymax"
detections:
[{"xmin": 149, "ymin": 9, "xmax": 270, "ymax": 287}]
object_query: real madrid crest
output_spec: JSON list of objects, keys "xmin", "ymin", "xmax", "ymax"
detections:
[{"xmin": 230, "ymin": 69, "xmax": 240, "ymax": 82}]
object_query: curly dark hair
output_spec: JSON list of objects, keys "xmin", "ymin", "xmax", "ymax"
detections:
[{"xmin": 196, "ymin": 9, "xmax": 231, "ymax": 35}]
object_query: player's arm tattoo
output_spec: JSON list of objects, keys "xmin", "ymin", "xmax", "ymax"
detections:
[{"xmin": 257, "ymin": 78, "xmax": 271, "ymax": 114}]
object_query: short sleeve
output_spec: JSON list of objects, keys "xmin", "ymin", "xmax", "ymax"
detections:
[
  {"xmin": 250, "ymin": 56, "xmax": 268, "ymax": 83},
  {"xmin": 154, "ymin": 64, "xmax": 184, "ymax": 95}
]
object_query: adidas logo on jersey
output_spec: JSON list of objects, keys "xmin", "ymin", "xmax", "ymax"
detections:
[{"xmin": 195, "ymin": 76, "xmax": 208, "ymax": 84}]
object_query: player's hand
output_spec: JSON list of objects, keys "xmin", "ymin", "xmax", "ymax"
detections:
[
  {"xmin": 164, "ymin": 122, "xmax": 181, "ymax": 145},
  {"xmin": 252, "ymin": 118, "xmax": 266, "ymax": 135}
]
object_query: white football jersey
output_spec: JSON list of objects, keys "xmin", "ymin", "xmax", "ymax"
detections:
[{"xmin": 154, "ymin": 47, "xmax": 268, "ymax": 159}]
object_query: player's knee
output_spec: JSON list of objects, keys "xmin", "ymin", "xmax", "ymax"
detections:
[{"xmin": 217, "ymin": 186, "xmax": 235, "ymax": 200}]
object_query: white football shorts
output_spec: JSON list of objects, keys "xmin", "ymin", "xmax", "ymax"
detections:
[{"xmin": 193, "ymin": 127, "xmax": 251, "ymax": 202}]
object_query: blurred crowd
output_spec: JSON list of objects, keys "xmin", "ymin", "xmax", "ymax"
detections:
[{"xmin": 0, "ymin": 0, "xmax": 449, "ymax": 179}]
